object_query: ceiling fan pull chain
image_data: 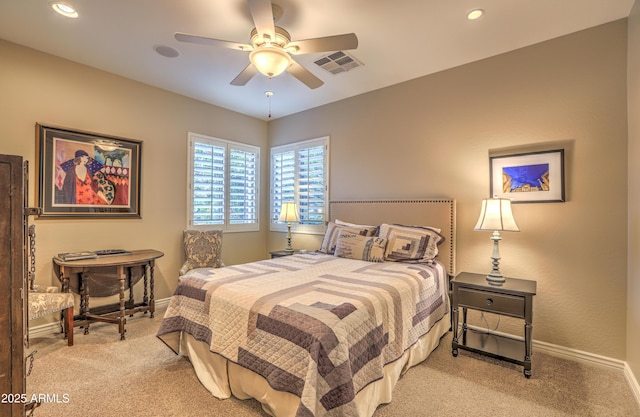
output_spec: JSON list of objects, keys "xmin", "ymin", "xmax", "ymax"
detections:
[{"xmin": 265, "ymin": 90, "xmax": 274, "ymax": 118}]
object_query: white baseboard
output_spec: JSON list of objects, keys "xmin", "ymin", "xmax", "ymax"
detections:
[
  {"xmin": 154, "ymin": 297, "xmax": 171, "ymax": 310},
  {"xmin": 28, "ymin": 297, "xmax": 171, "ymax": 340},
  {"xmin": 533, "ymin": 339, "xmax": 640, "ymax": 408},
  {"xmin": 533, "ymin": 339, "xmax": 626, "ymax": 370},
  {"xmin": 624, "ymin": 362, "xmax": 640, "ymax": 407}
]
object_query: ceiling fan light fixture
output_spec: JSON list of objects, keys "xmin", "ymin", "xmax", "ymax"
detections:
[{"xmin": 250, "ymin": 46, "xmax": 291, "ymax": 77}]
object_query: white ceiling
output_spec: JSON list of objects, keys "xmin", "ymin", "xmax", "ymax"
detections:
[{"xmin": 0, "ymin": 0, "xmax": 634, "ymax": 120}]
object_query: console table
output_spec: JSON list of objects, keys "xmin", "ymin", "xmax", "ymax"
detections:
[{"xmin": 52, "ymin": 249, "xmax": 164, "ymax": 340}]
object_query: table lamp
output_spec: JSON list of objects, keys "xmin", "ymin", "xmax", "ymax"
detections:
[
  {"xmin": 278, "ymin": 202, "xmax": 300, "ymax": 253},
  {"xmin": 474, "ymin": 198, "xmax": 519, "ymax": 284}
]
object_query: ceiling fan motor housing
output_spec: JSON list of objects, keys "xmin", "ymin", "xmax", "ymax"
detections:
[{"xmin": 250, "ymin": 26, "xmax": 291, "ymax": 48}]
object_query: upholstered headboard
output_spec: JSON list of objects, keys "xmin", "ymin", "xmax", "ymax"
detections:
[{"xmin": 328, "ymin": 199, "xmax": 456, "ymax": 276}]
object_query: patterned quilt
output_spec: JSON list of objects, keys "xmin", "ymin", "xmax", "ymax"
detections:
[{"xmin": 157, "ymin": 252, "xmax": 449, "ymax": 417}]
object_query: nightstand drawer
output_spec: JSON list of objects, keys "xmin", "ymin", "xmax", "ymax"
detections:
[{"xmin": 457, "ymin": 287, "xmax": 525, "ymax": 317}]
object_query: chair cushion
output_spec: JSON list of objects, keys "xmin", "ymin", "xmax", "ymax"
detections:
[
  {"xmin": 28, "ymin": 291, "xmax": 74, "ymax": 320},
  {"xmin": 180, "ymin": 229, "xmax": 223, "ymax": 275}
]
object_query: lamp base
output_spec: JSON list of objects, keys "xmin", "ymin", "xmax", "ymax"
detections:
[
  {"xmin": 486, "ymin": 232, "xmax": 505, "ymax": 285},
  {"xmin": 486, "ymin": 272, "xmax": 505, "ymax": 285},
  {"xmin": 284, "ymin": 222, "xmax": 294, "ymax": 253}
]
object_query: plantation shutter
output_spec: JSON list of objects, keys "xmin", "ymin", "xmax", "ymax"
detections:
[
  {"xmin": 270, "ymin": 137, "xmax": 329, "ymax": 234},
  {"xmin": 229, "ymin": 148, "xmax": 258, "ymax": 225},
  {"xmin": 192, "ymin": 141, "xmax": 225, "ymax": 225},
  {"xmin": 188, "ymin": 132, "xmax": 260, "ymax": 231},
  {"xmin": 297, "ymin": 144, "xmax": 325, "ymax": 225},
  {"xmin": 271, "ymin": 149, "xmax": 296, "ymax": 223}
]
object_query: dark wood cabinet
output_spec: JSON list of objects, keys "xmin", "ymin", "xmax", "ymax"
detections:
[{"xmin": 0, "ymin": 154, "xmax": 27, "ymax": 417}]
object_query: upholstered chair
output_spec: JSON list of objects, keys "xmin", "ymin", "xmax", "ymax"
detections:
[
  {"xmin": 28, "ymin": 285, "xmax": 74, "ymax": 346},
  {"xmin": 179, "ymin": 230, "xmax": 224, "ymax": 275},
  {"xmin": 27, "ymin": 226, "xmax": 74, "ymax": 346}
]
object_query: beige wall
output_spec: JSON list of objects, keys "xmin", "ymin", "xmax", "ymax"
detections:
[
  {"xmin": 0, "ymin": 39, "xmax": 269, "ymax": 318},
  {"xmin": 0, "ymin": 19, "xmax": 633, "ymax": 361},
  {"xmin": 268, "ymin": 20, "xmax": 629, "ymax": 359},
  {"xmin": 627, "ymin": 0, "xmax": 640, "ymax": 380}
]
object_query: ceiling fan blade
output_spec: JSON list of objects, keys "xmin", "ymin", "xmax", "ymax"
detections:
[
  {"xmin": 287, "ymin": 60, "xmax": 324, "ymax": 89},
  {"xmin": 288, "ymin": 33, "xmax": 358, "ymax": 54},
  {"xmin": 175, "ymin": 32, "xmax": 253, "ymax": 51},
  {"xmin": 230, "ymin": 63, "xmax": 259, "ymax": 86},
  {"xmin": 247, "ymin": 0, "xmax": 275, "ymax": 41}
]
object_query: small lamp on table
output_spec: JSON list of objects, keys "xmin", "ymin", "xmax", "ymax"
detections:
[
  {"xmin": 474, "ymin": 198, "xmax": 519, "ymax": 285},
  {"xmin": 278, "ymin": 202, "xmax": 300, "ymax": 253}
]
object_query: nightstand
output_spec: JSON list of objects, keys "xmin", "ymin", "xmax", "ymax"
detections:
[
  {"xmin": 269, "ymin": 250, "xmax": 301, "ymax": 258},
  {"xmin": 451, "ymin": 272, "xmax": 537, "ymax": 378}
]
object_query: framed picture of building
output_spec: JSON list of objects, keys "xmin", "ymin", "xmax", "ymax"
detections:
[{"xmin": 490, "ymin": 149, "xmax": 565, "ymax": 203}]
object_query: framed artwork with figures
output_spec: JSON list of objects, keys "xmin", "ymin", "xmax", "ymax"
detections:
[{"xmin": 36, "ymin": 123, "xmax": 142, "ymax": 218}]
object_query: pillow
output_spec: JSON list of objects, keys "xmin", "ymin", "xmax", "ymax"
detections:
[
  {"xmin": 334, "ymin": 230, "xmax": 387, "ymax": 262},
  {"xmin": 319, "ymin": 222, "xmax": 378, "ymax": 254},
  {"xmin": 180, "ymin": 229, "xmax": 223, "ymax": 275},
  {"xmin": 335, "ymin": 219, "xmax": 377, "ymax": 229},
  {"xmin": 378, "ymin": 223, "xmax": 444, "ymax": 262}
]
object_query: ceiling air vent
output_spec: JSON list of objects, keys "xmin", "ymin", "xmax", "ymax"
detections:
[{"xmin": 314, "ymin": 51, "xmax": 363, "ymax": 75}]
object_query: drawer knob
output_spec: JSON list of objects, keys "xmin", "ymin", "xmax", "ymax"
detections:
[{"xmin": 486, "ymin": 298, "xmax": 493, "ymax": 306}]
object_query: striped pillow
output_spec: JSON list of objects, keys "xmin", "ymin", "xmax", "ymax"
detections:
[
  {"xmin": 319, "ymin": 222, "xmax": 378, "ymax": 254},
  {"xmin": 334, "ymin": 230, "xmax": 387, "ymax": 262}
]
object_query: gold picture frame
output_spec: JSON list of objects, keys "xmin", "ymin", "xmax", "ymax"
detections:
[{"xmin": 36, "ymin": 123, "xmax": 142, "ymax": 218}]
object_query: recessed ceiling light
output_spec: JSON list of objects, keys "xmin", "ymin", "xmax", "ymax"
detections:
[
  {"xmin": 153, "ymin": 45, "xmax": 180, "ymax": 58},
  {"xmin": 467, "ymin": 9, "xmax": 484, "ymax": 20},
  {"xmin": 50, "ymin": 2, "xmax": 78, "ymax": 18}
]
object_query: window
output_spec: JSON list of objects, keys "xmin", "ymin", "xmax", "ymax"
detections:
[
  {"xmin": 270, "ymin": 137, "xmax": 329, "ymax": 234},
  {"xmin": 188, "ymin": 132, "xmax": 259, "ymax": 232}
]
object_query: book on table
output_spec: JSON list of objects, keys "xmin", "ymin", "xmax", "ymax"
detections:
[
  {"xmin": 57, "ymin": 249, "xmax": 132, "ymax": 261},
  {"xmin": 56, "ymin": 251, "xmax": 98, "ymax": 261}
]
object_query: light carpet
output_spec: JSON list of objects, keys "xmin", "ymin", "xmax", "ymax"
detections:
[{"xmin": 26, "ymin": 307, "xmax": 640, "ymax": 417}]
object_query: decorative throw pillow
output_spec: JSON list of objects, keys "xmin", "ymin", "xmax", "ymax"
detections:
[
  {"xmin": 335, "ymin": 219, "xmax": 377, "ymax": 229},
  {"xmin": 180, "ymin": 229, "xmax": 223, "ymax": 275},
  {"xmin": 334, "ymin": 230, "xmax": 387, "ymax": 262},
  {"xmin": 319, "ymin": 222, "xmax": 378, "ymax": 254},
  {"xmin": 378, "ymin": 224, "xmax": 444, "ymax": 262}
]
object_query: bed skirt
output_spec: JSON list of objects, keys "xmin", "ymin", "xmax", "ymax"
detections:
[{"xmin": 179, "ymin": 311, "xmax": 450, "ymax": 417}]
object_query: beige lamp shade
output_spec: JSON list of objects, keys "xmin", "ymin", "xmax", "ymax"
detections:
[
  {"xmin": 278, "ymin": 202, "xmax": 300, "ymax": 223},
  {"xmin": 474, "ymin": 198, "xmax": 519, "ymax": 232}
]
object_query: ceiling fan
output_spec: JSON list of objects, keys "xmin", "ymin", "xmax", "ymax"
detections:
[{"xmin": 174, "ymin": 0, "xmax": 358, "ymax": 89}]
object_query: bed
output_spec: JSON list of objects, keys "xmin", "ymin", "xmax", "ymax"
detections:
[{"xmin": 157, "ymin": 199, "xmax": 456, "ymax": 417}]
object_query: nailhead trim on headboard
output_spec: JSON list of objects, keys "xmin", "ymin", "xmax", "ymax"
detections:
[{"xmin": 328, "ymin": 199, "xmax": 456, "ymax": 276}]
